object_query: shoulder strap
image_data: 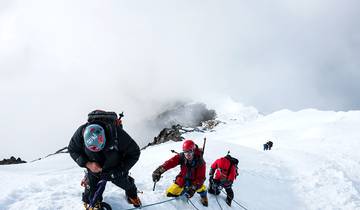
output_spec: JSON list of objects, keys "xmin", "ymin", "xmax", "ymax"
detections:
[
  {"xmin": 225, "ymin": 155, "xmax": 237, "ymax": 178},
  {"xmin": 226, "ymin": 161, "xmax": 234, "ymax": 178},
  {"xmin": 179, "ymin": 152, "xmax": 185, "ymax": 165},
  {"xmin": 107, "ymin": 123, "xmax": 119, "ymax": 151}
]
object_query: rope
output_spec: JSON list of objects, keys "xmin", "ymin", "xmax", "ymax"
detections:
[
  {"xmin": 187, "ymin": 198, "xmax": 200, "ymax": 210},
  {"xmin": 124, "ymin": 197, "xmax": 177, "ymax": 210},
  {"xmin": 215, "ymin": 195, "xmax": 224, "ymax": 210},
  {"xmin": 221, "ymin": 189, "xmax": 248, "ymax": 210}
]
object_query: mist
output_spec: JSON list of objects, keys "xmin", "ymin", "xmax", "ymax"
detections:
[{"xmin": 1, "ymin": 0, "xmax": 360, "ymax": 160}]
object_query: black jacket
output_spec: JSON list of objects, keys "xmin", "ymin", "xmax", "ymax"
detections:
[{"xmin": 68, "ymin": 123, "xmax": 140, "ymax": 173}]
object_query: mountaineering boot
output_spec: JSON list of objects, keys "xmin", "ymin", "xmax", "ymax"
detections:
[
  {"xmin": 127, "ymin": 196, "xmax": 142, "ymax": 207},
  {"xmin": 83, "ymin": 201, "xmax": 101, "ymax": 210},
  {"xmin": 226, "ymin": 196, "xmax": 232, "ymax": 206},
  {"xmin": 200, "ymin": 195, "xmax": 208, "ymax": 207},
  {"xmin": 166, "ymin": 192, "xmax": 178, "ymax": 197}
]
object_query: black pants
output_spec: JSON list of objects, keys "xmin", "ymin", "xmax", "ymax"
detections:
[
  {"xmin": 208, "ymin": 180, "xmax": 234, "ymax": 201},
  {"xmin": 82, "ymin": 171, "xmax": 138, "ymax": 203}
]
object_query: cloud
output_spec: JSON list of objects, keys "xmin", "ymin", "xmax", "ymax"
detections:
[{"xmin": 1, "ymin": 0, "xmax": 360, "ymax": 159}]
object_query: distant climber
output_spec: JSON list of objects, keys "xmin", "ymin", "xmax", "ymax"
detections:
[
  {"xmin": 263, "ymin": 143, "xmax": 269, "ymax": 151},
  {"xmin": 267, "ymin": 141, "xmax": 273, "ymax": 150}
]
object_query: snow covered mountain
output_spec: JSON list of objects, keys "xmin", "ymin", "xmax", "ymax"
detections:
[{"xmin": 1, "ymin": 105, "xmax": 360, "ymax": 210}]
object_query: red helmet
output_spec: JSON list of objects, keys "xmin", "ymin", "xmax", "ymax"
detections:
[{"xmin": 182, "ymin": 140, "xmax": 195, "ymax": 152}]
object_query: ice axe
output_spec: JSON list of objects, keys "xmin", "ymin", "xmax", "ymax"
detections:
[
  {"xmin": 153, "ymin": 181, "xmax": 157, "ymax": 191},
  {"xmin": 202, "ymin": 137, "xmax": 207, "ymax": 154},
  {"xmin": 152, "ymin": 175, "xmax": 163, "ymax": 191},
  {"xmin": 170, "ymin": 149, "xmax": 179, "ymax": 154}
]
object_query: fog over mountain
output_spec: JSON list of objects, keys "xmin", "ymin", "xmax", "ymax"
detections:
[{"xmin": 1, "ymin": 0, "xmax": 359, "ymax": 160}]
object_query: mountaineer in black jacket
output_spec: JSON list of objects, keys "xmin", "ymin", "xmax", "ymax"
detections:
[{"xmin": 68, "ymin": 110, "xmax": 141, "ymax": 209}]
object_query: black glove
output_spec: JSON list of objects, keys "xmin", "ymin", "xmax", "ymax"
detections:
[
  {"xmin": 209, "ymin": 175, "xmax": 214, "ymax": 185},
  {"xmin": 209, "ymin": 176, "xmax": 220, "ymax": 191},
  {"xmin": 152, "ymin": 166, "xmax": 165, "ymax": 182},
  {"xmin": 184, "ymin": 186, "xmax": 196, "ymax": 198},
  {"xmin": 102, "ymin": 170, "xmax": 127, "ymax": 181}
]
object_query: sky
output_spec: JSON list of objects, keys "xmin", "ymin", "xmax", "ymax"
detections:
[{"xmin": 1, "ymin": 0, "xmax": 360, "ymax": 160}]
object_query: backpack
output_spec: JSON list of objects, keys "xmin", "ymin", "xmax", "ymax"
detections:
[
  {"xmin": 225, "ymin": 154, "xmax": 239, "ymax": 178},
  {"xmin": 88, "ymin": 110, "xmax": 122, "ymax": 126}
]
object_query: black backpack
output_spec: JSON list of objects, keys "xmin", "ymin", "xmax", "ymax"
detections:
[
  {"xmin": 88, "ymin": 110, "xmax": 122, "ymax": 126},
  {"xmin": 225, "ymin": 154, "xmax": 239, "ymax": 177}
]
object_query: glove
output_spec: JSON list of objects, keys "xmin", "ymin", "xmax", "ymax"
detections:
[
  {"xmin": 209, "ymin": 169, "xmax": 215, "ymax": 183},
  {"xmin": 152, "ymin": 166, "xmax": 165, "ymax": 182},
  {"xmin": 102, "ymin": 170, "xmax": 127, "ymax": 181},
  {"xmin": 209, "ymin": 177, "xmax": 220, "ymax": 191},
  {"xmin": 184, "ymin": 186, "xmax": 196, "ymax": 198},
  {"xmin": 209, "ymin": 176, "xmax": 214, "ymax": 185}
]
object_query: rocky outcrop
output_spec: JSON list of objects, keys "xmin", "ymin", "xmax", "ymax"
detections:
[
  {"xmin": 143, "ymin": 124, "xmax": 185, "ymax": 149},
  {"xmin": 154, "ymin": 102, "xmax": 217, "ymax": 129},
  {"xmin": 142, "ymin": 119, "xmax": 223, "ymax": 150},
  {"xmin": 201, "ymin": 119, "xmax": 223, "ymax": 131},
  {"xmin": 0, "ymin": 156, "xmax": 26, "ymax": 165}
]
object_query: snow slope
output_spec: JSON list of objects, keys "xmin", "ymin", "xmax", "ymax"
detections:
[{"xmin": 1, "ymin": 107, "xmax": 360, "ymax": 210}]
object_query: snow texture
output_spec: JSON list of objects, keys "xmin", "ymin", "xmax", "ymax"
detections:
[{"xmin": 1, "ymin": 105, "xmax": 360, "ymax": 210}]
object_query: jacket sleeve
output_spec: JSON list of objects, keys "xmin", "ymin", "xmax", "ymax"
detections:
[
  {"xmin": 68, "ymin": 125, "xmax": 88, "ymax": 167},
  {"xmin": 119, "ymin": 129, "xmax": 141, "ymax": 172},
  {"xmin": 210, "ymin": 159, "xmax": 218, "ymax": 170},
  {"xmin": 122, "ymin": 139, "xmax": 141, "ymax": 172},
  {"xmin": 162, "ymin": 154, "xmax": 181, "ymax": 171}
]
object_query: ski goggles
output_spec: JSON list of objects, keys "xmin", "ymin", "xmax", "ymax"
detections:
[{"xmin": 183, "ymin": 150, "xmax": 194, "ymax": 155}]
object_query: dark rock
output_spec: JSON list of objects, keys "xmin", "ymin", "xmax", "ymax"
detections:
[
  {"xmin": 149, "ymin": 124, "xmax": 185, "ymax": 146},
  {"xmin": 154, "ymin": 102, "xmax": 216, "ymax": 128},
  {"xmin": 0, "ymin": 156, "xmax": 26, "ymax": 165},
  {"xmin": 201, "ymin": 119, "xmax": 223, "ymax": 131},
  {"xmin": 142, "ymin": 119, "xmax": 222, "ymax": 150}
]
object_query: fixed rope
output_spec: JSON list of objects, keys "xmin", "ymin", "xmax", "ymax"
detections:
[
  {"xmin": 221, "ymin": 189, "xmax": 248, "ymax": 210},
  {"xmin": 187, "ymin": 198, "xmax": 200, "ymax": 210},
  {"xmin": 215, "ymin": 195, "xmax": 224, "ymax": 210},
  {"xmin": 124, "ymin": 197, "xmax": 177, "ymax": 210}
]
